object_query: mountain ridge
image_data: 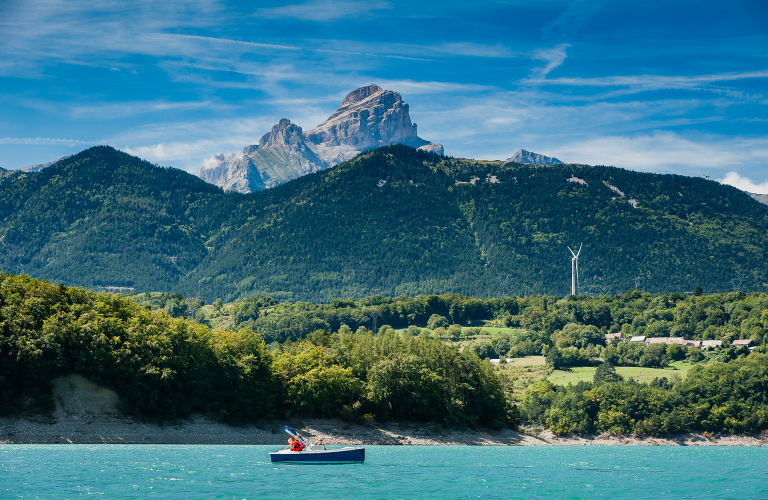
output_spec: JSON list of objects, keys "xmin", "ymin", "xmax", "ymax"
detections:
[{"xmin": 1, "ymin": 145, "xmax": 767, "ymax": 301}]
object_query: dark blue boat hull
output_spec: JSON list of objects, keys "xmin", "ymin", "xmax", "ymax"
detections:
[{"xmin": 269, "ymin": 447, "xmax": 365, "ymax": 464}]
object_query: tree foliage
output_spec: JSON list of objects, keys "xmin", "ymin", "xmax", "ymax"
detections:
[{"xmin": 0, "ymin": 273, "xmax": 516, "ymax": 426}]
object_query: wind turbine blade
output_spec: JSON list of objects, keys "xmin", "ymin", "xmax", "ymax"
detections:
[
  {"xmin": 576, "ymin": 243, "xmax": 582, "ymax": 257},
  {"xmin": 568, "ymin": 246, "xmax": 576, "ymax": 258}
]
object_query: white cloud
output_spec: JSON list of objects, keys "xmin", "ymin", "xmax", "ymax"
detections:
[
  {"xmin": 531, "ymin": 70, "xmax": 768, "ymax": 91},
  {"xmin": 254, "ymin": 0, "xmax": 391, "ymax": 21},
  {"xmin": 0, "ymin": 137, "xmax": 89, "ymax": 146},
  {"xmin": 70, "ymin": 100, "xmax": 229, "ymax": 119},
  {"xmin": 546, "ymin": 132, "xmax": 768, "ymax": 174},
  {"xmin": 146, "ymin": 33, "xmax": 303, "ymax": 53},
  {"xmin": 530, "ymin": 44, "xmax": 570, "ymax": 78},
  {"xmin": 542, "ymin": 0, "xmax": 604, "ymax": 38},
  {"xmin": 718, "ymin": 171, "xmax": 768, "ymax": 194},
  {"xmin": 376, "ymin": 79, "xmax": 494, "ymax": 95}
]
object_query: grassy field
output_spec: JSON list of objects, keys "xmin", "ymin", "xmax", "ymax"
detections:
[
  {"xmin": 467, "ymin": 327, "xmax": 526, "ymax": 335},
  {"xmin": 504, "ymin": 356, "xmax": 546, "ymax": 367},
  {"xmin": 547, "ymin": 361, "xmax": 694, "ymax": 385},
  {"xmin": 496, "ymin": 356, "xmax": 551, "ymax": 395}
]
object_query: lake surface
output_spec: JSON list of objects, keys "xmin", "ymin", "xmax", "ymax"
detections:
[{"xmin": 1, "ymin": 445, "xmax": 767, "ymax": 499}]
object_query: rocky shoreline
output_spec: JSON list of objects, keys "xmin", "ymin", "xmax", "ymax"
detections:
[{"xmin": 1, "ymin": 415, "xmax": 765, "ymax": 447}]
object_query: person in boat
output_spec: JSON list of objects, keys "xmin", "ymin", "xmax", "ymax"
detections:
[
  {"xmin": 315, "ymin": 439, "xmax": 326, "ymax": 450},
  {"xmin": 288, "ymin": 437, "xmax": 305, "ymax": 452}
]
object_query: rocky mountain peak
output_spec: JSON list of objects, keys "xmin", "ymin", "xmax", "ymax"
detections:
[
  {"xmin": 506, "ymin": 149, "xmax": 563, "ymax": 165},
  {"xmin": 258, "ymin": 118, "xmax": 304, "ymax": 148},
  {"xmin": 200, "ymin": 85, "xmax": 440, "ymax": 193},
  {"xmin": 305, "ymin": 84, "xmax": 428, "ymax": 154},
  {"xmin": 341, "ymin": 84, "xmax": 382, "ymax": 106}
]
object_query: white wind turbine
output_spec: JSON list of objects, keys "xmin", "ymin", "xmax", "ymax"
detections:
[{"xmin": 568, "ymin": 244, "xmax": 582, "ymax": 295}]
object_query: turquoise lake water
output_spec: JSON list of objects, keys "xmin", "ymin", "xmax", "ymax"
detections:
[{"xmin": 1, "ymin": 445, "xmax": 767, "ymax": 499}]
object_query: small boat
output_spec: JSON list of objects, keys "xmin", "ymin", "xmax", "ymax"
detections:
[{"xmin": 269, "ymin": 426, "xmax": 365, "ymax": 464}]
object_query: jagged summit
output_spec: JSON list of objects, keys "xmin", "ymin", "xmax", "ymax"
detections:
[
  {"xmin": 200, "ymin": 85, "xmax": 441, "ymax": 193},
  {"xmin": 340, "ymin": 84, "xmax": 382, "ymax": 107},
  {"xmin": 259, "ymin": 118, "xmax": 304, "ymax": 148},
  {"xmin": 506, "ymin": 149, "xmax": 563, "ymax": 165}
]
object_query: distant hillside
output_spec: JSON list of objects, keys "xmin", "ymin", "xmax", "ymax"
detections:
[
  {"xmin": 1, "ymin": 145, "xmax": 767, "ymax": 301},
  {"xmin": 0, "ymin": 147, "xmax": 222, "ymax": 292}
]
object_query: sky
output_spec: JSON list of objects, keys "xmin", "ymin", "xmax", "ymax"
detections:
[{"xmin": 1, "ymin": 0, "xmax": 767, "ymax": 192}]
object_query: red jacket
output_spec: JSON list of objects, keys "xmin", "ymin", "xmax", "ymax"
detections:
[{"xmin": 290, "ymin": 441, "xmax": 305, "ymax": 452}]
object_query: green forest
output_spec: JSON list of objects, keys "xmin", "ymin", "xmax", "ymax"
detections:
[
  {"xmin": 0, "ymin": 272, "xmax": 513, "ymax": 427},
  {"xmin": 1, "ymin": 145, "xmax": 767, "ymax": 302},
  {"xmin": 3, "ymin": 272, "xmax": 767, "ymax": 435}
]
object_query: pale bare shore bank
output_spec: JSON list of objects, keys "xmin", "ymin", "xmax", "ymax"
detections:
[
  {"xmin": 1, "ymin": 375, "xmax": 764, "ymax": 446},
  {"xmin": 1, "ymin": 415, "xmax": 766, "ymax": 447}
]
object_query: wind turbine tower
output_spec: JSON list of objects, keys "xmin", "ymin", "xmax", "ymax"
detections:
[{"xmin": 568, "ymin": 243, "xmax": 582, "ymax": 295}]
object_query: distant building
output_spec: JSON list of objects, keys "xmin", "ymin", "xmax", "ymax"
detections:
[
  {"xmin": 644, "ymin": 337, "xmax": 684, "ymax": 346},
  {"xmin": 700, "ymin": 340, "xmax": 723, "ymax": 349},
  {"xmin": 630, "ymin": 336, "xmax": 646, "ymax": 343},
  {"xmin": 604, "ymin": 332, "xmax": 626, "ymax": 342},
  {"xmin": 682, "ymin": 340, "xmax": 702, "ymax": 349},
  {"xmin": 732, "ymin": 339, "xmax": 754, "ymax": 347}
]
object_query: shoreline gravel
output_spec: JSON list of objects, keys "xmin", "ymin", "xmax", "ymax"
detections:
[
  {"xmin": 2, "ymin": 375, "xmax": 764, "ymax": 447},
  {"xmin": 1, "ymin": 415, "xmax": 765, "ymax": 447}
]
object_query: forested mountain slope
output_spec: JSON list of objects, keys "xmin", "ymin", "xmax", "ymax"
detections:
[
  {"xmin": 1, "ymin": 145, "xmax": 767, "ymax": 301},
  {"xmin": 0, "ymin": 147, "xmax": 223, "ymax": 291}
]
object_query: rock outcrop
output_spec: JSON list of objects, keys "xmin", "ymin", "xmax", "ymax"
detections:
[
  {"xmin": 417, "ymin": 143, "xmax": 444, "ymax": 155},
  {"xmin": 17, "ymin": 154, "xmax": 74, "ymax": 173},
  {"xmin": 505, "ymin": 149, "xmax": 563, "ymax": 165},
  {"xmin": 200, "ymin": 119, "xmax": 324, "ymax": 191},
  {"xmin": 200, "ymin": 85, "xmax": 439, "ymax": 193}
]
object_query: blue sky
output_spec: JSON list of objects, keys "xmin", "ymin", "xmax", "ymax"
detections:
[{"xmin": 1, "ymin": 0, "xmax": 767, "ymax": 192}]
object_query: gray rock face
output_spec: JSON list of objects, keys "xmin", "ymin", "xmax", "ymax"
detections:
[
  {"xmin": 749, "ymin": 193, "xmax": 768, "ymax": 206},
  {"xmin": 305, "ymin": 85, "xmax": 428, "ymax": 153},
  {"xmin": 17, "ymin": 154, "xmax": 74, "ymax": 173},
  {"xmin": 200, "ymin": 85, "xmax": 435, "ymax": 193},
  {"xmin": 505, "ymin": 149, "xmax": 563, "ymax": 165},
  {"xmin": 417, "ymin": 143, "xmax": 444, "ymax": 156},
  {"xmin": 199, "ymin": 119, "xmax": 324, "ymax": 192}
]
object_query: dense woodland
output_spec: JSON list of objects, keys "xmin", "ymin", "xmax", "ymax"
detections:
[
  {"xmin": 1, "ymin": 146, "xmax": 767, "ymax": 302},
  {"xmin": 2, "ymin": 273, "xmax": 767, "ymax": 434},
  {"xmin": 0, "ymin": 273, "xmax": 512, "ymax": 426}
]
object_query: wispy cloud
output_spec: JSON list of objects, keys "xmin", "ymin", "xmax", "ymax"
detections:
[
  {"xmin": 718, "ymin": 171, "xmax": 768, "ymax": 194},
  {"xmin": 547, "ymin": 132, "xmax": 768, "ymax": 174},
  {"xmin": 151, "ymin": 33, "xmax": 432, "ymax": 62},
  {"xmin": 376, "ymin": 79, "xmax": 495, "ymax": 94},
  {"xmin": 542, "ymin": 0, "xmax": 604, "ymax": 39},
  {"xmin": 531, "ymin": 70, "xmax": 768, "ymax": 90},
  {"xmin": 0, "ymin": 137, "xmax": 90, "ymax": 146},
  {"xmin": 145, "ymin": 33, "xmax": 303, "ymax": 53},
  {"xmin": 530, "ymin": 44, "xmax": 570, "ymax": 78},
  {"xmin": 70, "ymin": 100, "xmax": 229, "ymax": 119},
  {"xmin": 254, "ymin": 0, "xmax": 392, "ymax": 21}
]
